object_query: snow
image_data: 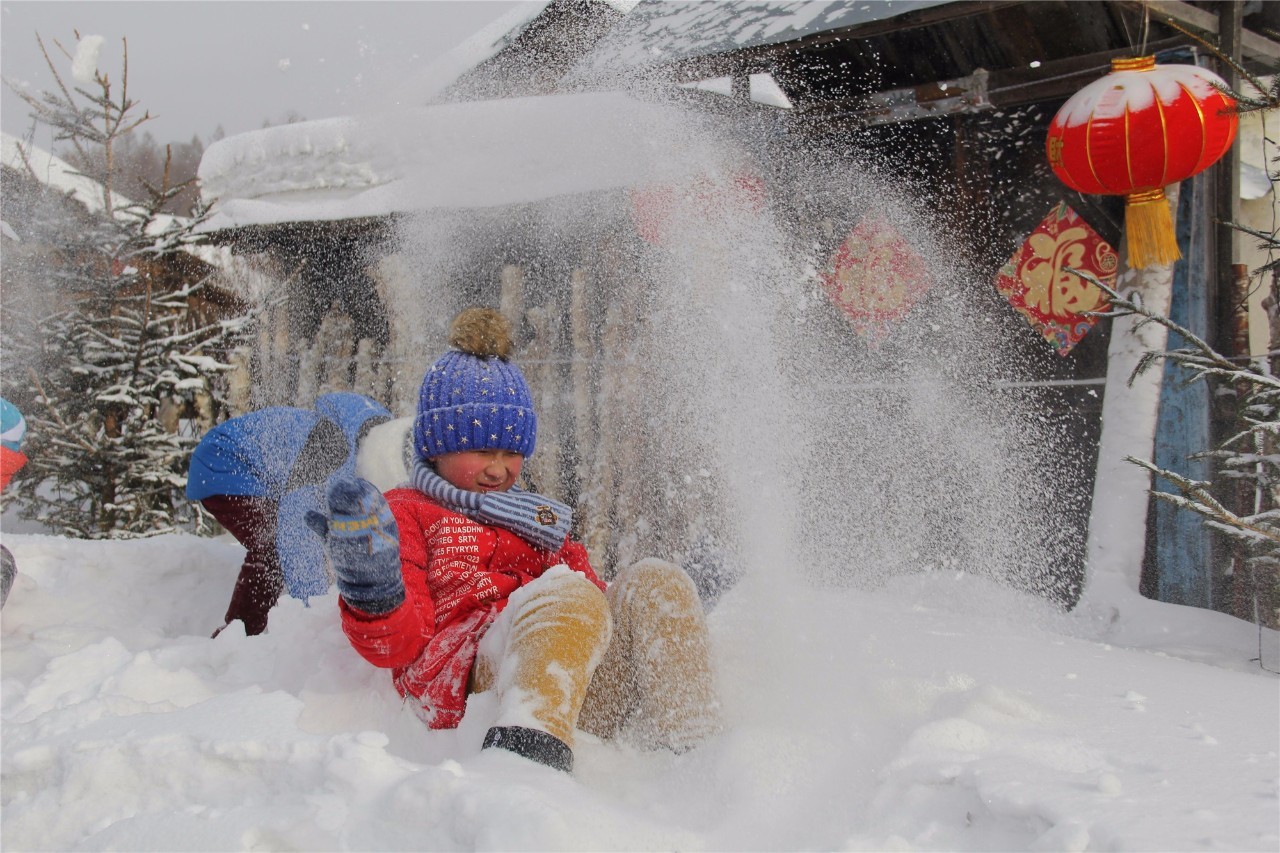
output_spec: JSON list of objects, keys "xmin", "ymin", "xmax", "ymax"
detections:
[
  {"xmin": 383, "ymin": 1, "xmax": 551, "ymax": 108},
  {"xmin": 2, "ymin": 531, "xmax": 1276, "ymax": 851},
  {"xmin": 1, "ymin": 130, "xmax": 190, "ymax": 240},
  {"xmin": 750, "ymin": 72, "xmax": 795, "ymax": 109},
  {"xmin": 2, "ymin": 131, "xmax": 121, "ymax": 219},
  {"xmin": 1056, "ymin": 63, "xmax": 1233, "ymax": 127},
  {"xmin": 572, "ymin": 0, "xmax": 950, "ymax": 73},
  {"xmin": 196, "ymin": 91, "xmax": 716, "ymax": 230},
  {"xmin": 70, "ymin": 35, "xmax": 104, "ymax": 85}
]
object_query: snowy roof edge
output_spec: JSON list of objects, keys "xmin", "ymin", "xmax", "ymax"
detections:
[
  {"xmin": 2, "ymin": 130, "xmax": 232, "ymax": 264},
  {"xmin": 383, "ymin": 1, "xmax": 553, "ymax": 108}
]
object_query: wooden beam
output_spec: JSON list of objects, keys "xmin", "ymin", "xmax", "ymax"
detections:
[
  {"xmin": 799, "ymin": 68, "xmax": 992, "ymax": 126},
  {"xmin": 794, "ymin": 35, "xmax": 1203, "ymax": 127},
  {"xmin": 981, "ymin": 37, "xmax": 1188, "ymax": 106},
  {"xmin": 1132, "ymin": 0, "xmax": 1280, "ymax": 67},
  {"xmin": 661, "ymin": 1, "xmax": 1022, "ymax": 81},
  {"xmin": 1216, "ymin": 2, "xmax": 1243, "ymax": 356}
]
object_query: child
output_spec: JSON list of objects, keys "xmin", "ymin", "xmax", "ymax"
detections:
[
  {"xmin": 187, "ymin": 392, "xmax": 392, "ymax": 635},
  {"xmin": 313, "ymin": 308, "xmax": 721, "ymax": 771}
]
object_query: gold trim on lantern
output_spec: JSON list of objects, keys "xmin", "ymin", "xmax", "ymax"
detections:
[
  {"xmin": 1183, "ymin": 82, "xmax": 1210, "ymax": 170},
  {"xmin": 1123, "ymin": 108, "xmax": 1134, "ymax": 191},
  {"xmin": 1112, "ymin": 55, "xmax": 1157, "ymax": 72},
  {"xmin": 1126, "ymin": 188, "xmax": 1168, "ymax": 206},
  {"xmin": 1155, "ymin": 95, "xmax": 1170, "ymax": 186}
]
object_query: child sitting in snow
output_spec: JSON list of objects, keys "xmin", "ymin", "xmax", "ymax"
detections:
[
  {"xmin": 187, "ymin": 392, "xmax": 392, "ymax": 635},
  {"xmin": 310, "ymin": 307, "xmax": 722, "ymax": 772}
]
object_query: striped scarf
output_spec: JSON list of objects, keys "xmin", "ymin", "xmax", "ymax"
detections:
[{"xmin": 410, "ymin": 460, "xmax": 573, "ymax": 553}]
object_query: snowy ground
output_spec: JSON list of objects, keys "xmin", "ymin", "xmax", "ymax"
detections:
[{"xmin": 1, "ymin": 530, "xmax": 1277, "ymax": 852}]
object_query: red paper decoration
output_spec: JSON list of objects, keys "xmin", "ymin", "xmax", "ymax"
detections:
[
  {"xmin": 630, "ymin": 172, "xmax": 766, "ymax": 246},
  {"xmin": 1046, "ymin": 55, "xmax": 1237, "ymax": 269},
  {"xmin": 819, "ymin": 217, "xmax": 932, "ymax": 347},
  {"xmin": 995, "ymin": 203, "xmax": 1117, "ymax": 356}
]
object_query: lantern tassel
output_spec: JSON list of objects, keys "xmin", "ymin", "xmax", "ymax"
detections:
[{"xmin": 1124, "ymin": 188, "xmax": 1181, "ymax": 269}]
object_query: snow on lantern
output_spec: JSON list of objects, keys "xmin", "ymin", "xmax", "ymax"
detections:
[{"xmin": 1045, "ymin": 55, "xmax": 1237, "ymax": 269}]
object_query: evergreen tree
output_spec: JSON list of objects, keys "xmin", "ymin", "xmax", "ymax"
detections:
[{"xmin": 2, "ymin": 33, "xmax": 252, "ymax": 538}]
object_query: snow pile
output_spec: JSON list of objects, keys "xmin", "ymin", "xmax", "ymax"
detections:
[
  {"xmin": 197, "ymin": 91, "xmax": 711, "ymax": 230},
  {"xmin": 1, "ymin": 531, "xmax": 1276, "ymax": 851},
  {"xmin": 70, "ymin": 35, "xmax": 105, "ymax": 85}
]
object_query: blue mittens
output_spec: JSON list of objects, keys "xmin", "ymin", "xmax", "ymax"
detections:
[{"xmin": 307, "ymin": 477, "xmax": 404, "ymax": 615}]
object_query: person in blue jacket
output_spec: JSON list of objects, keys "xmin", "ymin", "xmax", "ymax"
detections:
[{"xmin": 187, "ymin": 392, "xmax": 392, "ymax": 636}]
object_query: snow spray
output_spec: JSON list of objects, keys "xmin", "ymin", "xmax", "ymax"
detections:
[{"xmin": 384, "ymin": 89, "xmax": 1081, "ymax": 610}]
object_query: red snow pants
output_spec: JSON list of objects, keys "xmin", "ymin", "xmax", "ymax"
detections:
[{"xmin": 201, "ymin": 495, "xmax": 284, "ymax": 636}]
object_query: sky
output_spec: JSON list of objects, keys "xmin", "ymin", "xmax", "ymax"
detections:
[{"xmin": 1, "ymin": 1, "xmax": 527, "ymax": 146}]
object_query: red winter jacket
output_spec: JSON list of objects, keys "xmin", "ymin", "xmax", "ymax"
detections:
[
  {"xmin": 0, "ymin": 446, "xmax": 27, "ymax": 493},
  {"xmin": 339, "ymin": 486, "xmax": 605, "ymax": 728}
]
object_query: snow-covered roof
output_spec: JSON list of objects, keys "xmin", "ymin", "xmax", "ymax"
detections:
[
  {"xmin": 572, "ymin": 0, "xmax": 953, "ymax": 73},
  {"xmin": 3, "ymin": 131, "xmax": 119, "ymax": 218},
  {"xmin": 2, "ymin": 131, "xmax": 238, "ymax": 268},
  {"xmin": 189, "ymin": 1, "xmax": 958, "ymax": 232},
  {"xmin": 1, "ymin": 130, "xmax": 182, "ymax": 236},
  {"xmin": 197, "ymin": 90, "xmax": 721, "ymax": 231},
  {"xmin": 412, "ymin": 1, "xmax": 552, "ymax": 104}
]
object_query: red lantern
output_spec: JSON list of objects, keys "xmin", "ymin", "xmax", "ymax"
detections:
[{"xmin": 1046, "ymin": 55, "xmax": 1237, "ymax": 269}]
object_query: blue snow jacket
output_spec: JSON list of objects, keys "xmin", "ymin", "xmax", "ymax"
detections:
[{"xmin": 187, "ymin": 392, "xmax": 393, "ymax": 599}]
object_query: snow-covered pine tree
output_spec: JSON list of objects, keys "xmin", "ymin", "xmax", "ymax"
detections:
[{"xmin": 1, "ymin": 33, "xmax": 251, "ymax": 538}]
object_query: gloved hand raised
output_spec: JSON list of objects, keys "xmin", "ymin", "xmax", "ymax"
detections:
[{"xmin": 306, "ymin": 477, "xmax": 404, "ymax": 615}]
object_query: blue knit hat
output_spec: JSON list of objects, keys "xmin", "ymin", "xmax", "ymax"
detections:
[{"xmin": 414, "ymin": 308, "xmax": 536, "ymax": 461}]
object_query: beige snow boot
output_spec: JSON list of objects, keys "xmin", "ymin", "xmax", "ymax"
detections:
[
  {"xmin": 473, "ymin": 571, "xmax": 611, "ymax": 770},
  {"xmin": 579, "ymin": 558, "xmax": 723, "ymax": 751}
]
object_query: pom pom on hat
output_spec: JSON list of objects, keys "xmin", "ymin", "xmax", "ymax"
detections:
[
  {"xmin": 414, "ymin": 308, "xmax": 536, "ymax": 461},
  {"xmin": 449, "ymin": 307, "xmax": 515, "ymax": 360}
]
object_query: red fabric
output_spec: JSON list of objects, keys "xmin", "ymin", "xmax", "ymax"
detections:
[
  {"xmin": 0, "ymin": 447, "xmax": 27, "ymax": 493},
  {"xmin": 340, "ymin": 487, "xmax": 604, "ymax": 728},
  {"xmin": 994, "ymin": 203, "xmax": 1117, "ymax": 356},
  {"xmin": 819, "ymin": 217, "xmax": 932, "ymax": 349},
  {"xmin": 200, "ymin": 495, "xmax": 284, "ymax": 636}
]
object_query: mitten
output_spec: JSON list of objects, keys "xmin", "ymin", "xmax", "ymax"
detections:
[{"xmin": 306, "ymin": 477, "xmax": 404, "ymax": 614}]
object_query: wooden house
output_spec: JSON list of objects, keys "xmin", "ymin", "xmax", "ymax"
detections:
[{"xmin": 195, "ymin": 1, "xmax": 1279, "ymax": 611}]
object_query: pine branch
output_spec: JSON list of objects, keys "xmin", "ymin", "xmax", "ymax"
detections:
[
  {"xmin": 1129, "ymin": 456, "xmax": 1280, "ymax": 546},
  {"xmin": 1155, "ymin": 15, "xmax": 1277, "ymax": 112},
  {"xmin": 27, "ymin": 369, "xmax": 96, "ymax": 453},
  {"xmin": 1072, "ymin": 266, "xmax": 1280, "ymax": 389}
]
